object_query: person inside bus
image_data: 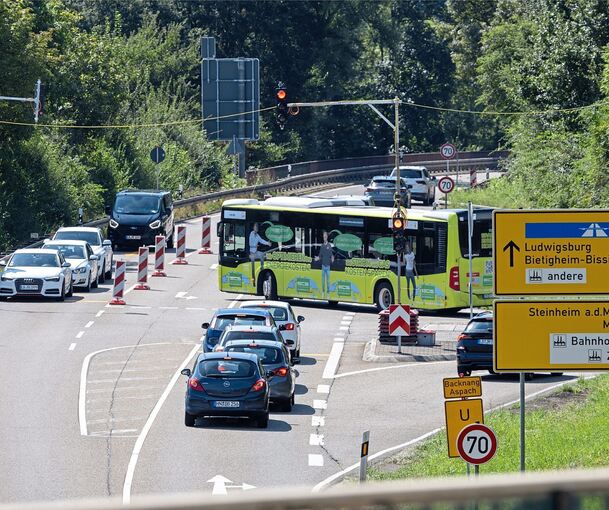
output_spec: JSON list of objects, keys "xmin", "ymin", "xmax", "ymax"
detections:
[
  {"xmin": 315, "ymin": 230, "xmax": 334, "ymax": 298},
  {"xmin": 405, "ymin": 241, "xmax": 418, "ymax": 300},
  {"xmin": 249, "ymin": 222, "xmax": 271, "ymax": 280}
]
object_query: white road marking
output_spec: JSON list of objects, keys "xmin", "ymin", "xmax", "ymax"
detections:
[
  {"xmin": 95, "ymin": 310, "xmax": 105, "ymax": 318},
  {"xmin": 130, "ymin": 306, "xmax": 152, "ymax": 310},
  {"xmin": 322, "ymin": 342, "xmax": 344, "ymax": 379},
  {"xmin": 228, "ymin": 294, "xmax": 243, "ymax": 308},
  {"xmin": 79, "ymin": 343, "xmax": 175, "ymax": 436},
  {"xmin": 122, "ymin": 344, "xmax": 199, "ymax": 504},
  {"xmin": 85, "ymin": 321, "xmax": 94, "ymax": 328},
  {"xmin": 346, "ymin": 311, "xmax": 356, "ymax": 316},
  {"xmin": 111, "ymin": 429, "xmax": 138, "ymax": 434},
  {"xmin": 69, "ymin": 343, "xmax": 76, "ymax": 351},
  {"xmin": 159, "ymin": 306, "xmax": 179, "ymax": 310},
  {"xmin": 333, "ymin": 337, "xmax": 344, "ymax": 343},
  {"xmin": 308, "ymin": 454, "xmax": 324, "ymax": 467},
  {"xmin": 317, "ymin": 384, "xmax": 330, "ymax": 394},
  {"xmin": 339, "ymin": 326, "xmax": 349, "ymax": 331},
  {"xmin": 313, "ymin": 400, "xmax": 327, "ymax": 410},
  {"xmin": 175, "ymin": 291, "xmax": 187, "ymax": 299},
  {"xmin": 210, "ymin": 264, "xmax": 218, "ymax": 270},
  {"xmin": 76, "ymin": 331, "xmax": 85, "ymax": 339},
  {"xmin": 340, "ymin": 320, "xmax": 351, "ymax": 326},
  {"xmin": 333, "ymin": 360, "xmax": 453, "ymax": 379},
  {"xmin": 123, "ymin": 283, "xmax": 137, "ymax": 296},
  {"xmin": 312, "ymin": 416, "xmax": 325, "ymax": 427},
  {"xmin": 312, "ymin": 375, "xmax": 597, "ymax": 492},
  {"xmin": 186, "ymin": 307, "xmax": 207, "ymax": 311},
  {"xmin": 309, "ymin": 434, "xmax": 325, "ymax": 446}
]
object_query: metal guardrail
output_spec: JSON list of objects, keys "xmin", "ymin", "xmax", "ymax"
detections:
[{"xmin": 5, "ymin": 468, "xmax": 609, "ymax": 509}]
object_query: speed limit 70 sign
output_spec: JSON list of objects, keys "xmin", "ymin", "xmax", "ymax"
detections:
[
  {"xmin": 457, "ymin": 423, "xmax": 497, "ymax": 465},
  {"xmin": 437, "ymin": 176, "xmax": 455, "ymax": 194},
  {"xmin": 440, "ymin": 142, "xmax": 457, "ymax": 160}
]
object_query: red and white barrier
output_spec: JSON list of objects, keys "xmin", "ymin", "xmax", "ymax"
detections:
[
  {"xmin": 109, "ymin": 260, "xmax": 126, "ymax": 305},
  {"xmin": 152, "ymin": 235, "xmax": 166, "ymax": 277},
  {"xmin": 198, "ymin": 216, "xmax": 212, "ymax": 254},
  {"xmin": 172, "ymin": 225, "xmax": 188, "ymax": 265},
  {"xmin": 134, "ymin": 247, "xmax": 150, "ymax": 290},
  {"xmin": 470, "ymin": 168, "xmax": 477, "ymax": 188}
]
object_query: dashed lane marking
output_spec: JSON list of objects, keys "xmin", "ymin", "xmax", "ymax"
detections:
[
  {"xmin": 85, "ymin": 321, "xmax": 94, "ymax": 328},
  {"xmin": 312, "ymin": 416, "xmax": 325, "ymax": 427},
  {"xmin": 308, "ymin": 454, "xmax": 324, "ymax": 467},
  {"xmin": 309, "ymin": 434, "xmax": 325, "ymax": 446},
  {"xmin": 76, "ymin": 331, "xmax": 85, "ymax": 339},
  {"xmin": 322, "ymin": 342, "xmax": 344, "ymax": 379},
  {"xmin": 313, "ymin": 400, "xmax": 327, "ymax": 410},
  {"xmin": 210, "ymin": 264, "xmax": 218, "ymax": 270},
  {"xmin": 339, "ymin": 326, "xmax": 349, "ymax": 331},
  {"xmin": 69, "ymin": 343, "xmax": 76, "ymax": 351},
  {"xmin": 317, "ymin": 384, "xmax": 330, "ymax": 394},
  {"xmin": 95, "ymin": 310, "xmax": 105, "ymax": 318}
]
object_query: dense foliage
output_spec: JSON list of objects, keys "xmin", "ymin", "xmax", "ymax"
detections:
[{"xmin": 2, "ymin": 0, "xmax": 609, "ymax": 249}]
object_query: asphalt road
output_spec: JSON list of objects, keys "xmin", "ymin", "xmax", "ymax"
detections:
[{"xmin": 0, "ymin": 190, "xmax": 585, "ymax": 505}]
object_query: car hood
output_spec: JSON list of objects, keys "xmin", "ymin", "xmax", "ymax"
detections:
[
  {"xmin": 113, "ymin": 212, "xmax": 158, "ymax": 227},
  {"xmin": 66, "ymin": 258, "xmax": 87, "ymax": 268},
  {"xmin": 3, "ymin": 267, "xmax": 62, "ymax": 278}
]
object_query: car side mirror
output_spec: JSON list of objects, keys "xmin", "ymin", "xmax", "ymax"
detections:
[
  {"xmin": 89, "ymin": 255, "xmax": 99, "ymax": 261},
  {"xmin": 181, "ymin": 368, "xmax": 191, "ymax": 377},
  {"xmin": 297, "ymin": 315, "xmax": 305, "ymax": 323},
  {"xmin": 0, "ymin": 260, "xmax": 6, "ymax": 267},
  {"xmin": 202, "ymin": 322, "xmax": 210, "ymax": 329},
  {"xmin": 217, "ymin": 222, "xmax": 223, "ymax": 237},
  {"xmin": 102, "ymin": 240, "xmax": 112, "ymax": 247},
  {"xmin": 62, "ymin": 262, "xmax": 71, "ymax": 268}
]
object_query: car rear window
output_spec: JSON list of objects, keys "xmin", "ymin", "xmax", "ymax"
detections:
[
  {"xmin": 401, "ymin": 169, "xmax": 423, "ymax": 178},
  {"xmin": 465, "ymin": 319, "xmax": 493, "ymax": 333},
  {"xmin": 46, "ymin": 244, "xmax": 86, "ymax": 259},
  {"xmin": 213, "ymin": 315, "xmax": 267, "ymax": 329},
  {"xmin": 247, "ymin": 306, "xmax": 287, "ymax": 321},
  {"xmin": 225, "ymin": 331, "xmax": 277, "ymax": 342},
  {"xmin": 54, "ymin": 231, "xmax": 100, "ymax": 246},
  {"xmin": 226, "ymin": 346, "xmax": 282, "ymax": 364},
  {"xmin": 198, "ymin": 359, "xmax": 256, "ymax": 378}
]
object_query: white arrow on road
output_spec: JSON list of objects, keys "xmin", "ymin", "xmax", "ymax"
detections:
[
  {"xmin": 175, "ymin": 291, "xmax": 198, "ymax": 300},
  {"xmin": 207, "ymin": 475, "xmax": 256, "ymax": 496}
]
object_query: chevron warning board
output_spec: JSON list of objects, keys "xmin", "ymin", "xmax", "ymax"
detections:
[{"xmin": 389, "ymin": 305, "xmax": 411, "ymax": 336}]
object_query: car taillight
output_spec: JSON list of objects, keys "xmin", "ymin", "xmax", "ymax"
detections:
[
  {"xmin": 457, "ymin": 333, "xmax": 467, "ymax": 341},
  {"xmin": 251, "ymin": 378, "xmax": 266, "ymax": 392},
  {"xmin": 284, "ymin": 323, "xmax": 295, "ymax": 331},
  {"xmin": 188, "ymin": 378, "xmax": 205, "ymax": 392},
  {"xmin": 449, "ymin": 266, "xmax": 460, "ymax": 291},
  {"xmin": 274, "ymin": 367, "xmax": 288, "ymax": 377}
]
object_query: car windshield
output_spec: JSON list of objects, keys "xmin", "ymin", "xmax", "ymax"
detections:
[
  {"xmin": 246, "ymin": 306, "xmax": 288, "ymax": 321},
  {"xmin": 198, "ymin": 359, "xmax": 256, "ymax": 378},
  {"xmin": 213, "ymin": 315, "xmax": 267, "ymax": 329},
  {"xmin": 46, "ymin": 245, "xmax": 85, "ymax": 260},
  {"xmin": 9, "ymin": 253, "xmax": 59, "ymax": 267},
  {"xmin": 226, "ymin": 346, "xmax": 282, "ymax": 364},
  {"xmin": 114, "ymin": 194, "xmax": 161, "ymax": 215},
  {"xmin": 54, "ymin": 231, "xmax": 100, "ymax": 246},
  {"xmin": 465, "ymin": 319, "xmax": 493, "ymax": 333},
  {"xmin": 224, "ymin": 331, "xmax": 277, "ymax": 342}
]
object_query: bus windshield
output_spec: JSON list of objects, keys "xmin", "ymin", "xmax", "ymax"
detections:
[{"xmin": 457, "ymin": 210, "xmax": 492, "ymax": 258}]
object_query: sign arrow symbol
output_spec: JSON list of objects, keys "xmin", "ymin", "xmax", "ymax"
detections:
[
  {"xmin": 207, "ymin": 475, "xmax": 256, "ymax": 496},
  {"xmin": 503, "ymin": 240, "xmax": 520, "ymax": 268}
]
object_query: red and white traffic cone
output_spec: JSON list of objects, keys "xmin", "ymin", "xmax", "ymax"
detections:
[
  {"xmin": 134, "ymin": 247, "xmax": 150, "ymax": 290},
  {"xmin": 470, "ymin": 168, "xmax": 477, "ymax": 188},
  {"xmin": 152, "ymin": 235, "xmax": 166, "ymax": 277},
  {"xmin": 171, "ymin": 225, "xmax": 188, "ymax": 265},
  {"xmin": 198, "ymin": 216, "xmax": 212, "ymax": 254},
  {"xmin": 109, "ymin": 260, "xmax": 126, "ymax": 305}
]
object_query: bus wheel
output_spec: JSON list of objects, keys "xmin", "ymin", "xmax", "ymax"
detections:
[
  {"xmin": 374, "ymin": 281, "xmax": 394, "ymax": 311},
  {"xmin": 262, "ymin": 272, "xmax": 277, "ymax": 300}
]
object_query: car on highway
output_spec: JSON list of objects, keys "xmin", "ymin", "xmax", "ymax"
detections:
[
  {"xmin": 0, "ymin": 248, "xmax": 73, "ymax": 300},
  {"xmin": 390, "ymin": 165, "xmax": 436, "ymax": 205},
  {"xmin": 43, "ymin": 240, "xmax": 100, "ymax": 291},
  {"xmin": 52, "ymin": 227, "xmax": 113, "ymax": 282},
  {"xmin": 364, "ymin": 176, "xmax": 412, "ymax": 208},
  {"xmin": 215, "ymin": 324, "xmax": 290, "ymax": 353},
  {"xmin": 239, "ymin": 300, "xmax": 304, "ymax": 360},
  {"xmin": 107, "ymin": 189, "xmax": 175, "ymax": 249},
  {"xmin": 223, "ymin": 339, "xmax": 296, "ymax": 411},
  {"xmin": 181, "ymin": 351, "xmax": 271, "ymax": 428},
  {"xmin": 201, "ymin": 308, "xmax": 277, "ymax": 352}
]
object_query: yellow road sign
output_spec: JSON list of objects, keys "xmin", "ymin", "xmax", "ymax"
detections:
[
  {"xmin": 443, "ymin": 376, "xmax": 482, "ymax": 399},
  {"xmin": 444, "ymin": 399, "xmax": 484, "ymax": 458},
  {"xmin": 494, "ymin": 210, "xmax": 609, "ymax": 295},
  {"xmin": 495, "ymin": 300, "xmax": 609, "ymax": 371}
]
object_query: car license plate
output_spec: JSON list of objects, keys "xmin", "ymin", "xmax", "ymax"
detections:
[
  {"xmin": 20, "ymin": 284, "xmax": 38, "ymax": 290},
  {"xmin": 213, "ymin": 401, "xmax": 240, "ymax": 408},
  {"xmin": 125, "ymin": 235, "xmax": 141, "ymax": 240},
  {"xmin": 478, "ymin": 339, "xmax": 493, "ymax": 345}
]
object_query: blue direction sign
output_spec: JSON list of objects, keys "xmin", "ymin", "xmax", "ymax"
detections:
[{"xmin": 150, "ymin": 146, "xmax": 165, "ymax": 164}]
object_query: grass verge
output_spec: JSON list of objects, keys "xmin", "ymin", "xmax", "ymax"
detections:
[{"xmin": 369, "ymin": 375, "xmax": 609, "ymax": 480}]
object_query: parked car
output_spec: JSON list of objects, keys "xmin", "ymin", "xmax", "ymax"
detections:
[
  {"xmin": 181, "ymin": 351, "xmax": 271, "ymax": 428},
  {"xmin": 52, "ymin": 227, "xmax": 113, "ymax": 282},
  {"xmin": 0, "ymin": 248, "xmax": 73, "ymax": 300},
  {"xmin": 107, "ymin": 189, "xmax": 174, "ymax": 249},
  {"xmin": 390, "ymin": 166, "xmax": 436, "ymax": 205},
  {"xmin": 43, "ymin": 240, "xmax": 99, "ymax": 291},
  {"xmin": 201, "ymin": 308, "xmax": 277, "ymax": 352},
  {"xmin": 364, "ymin": 176, "xmax": 412, "ymax": 208},
  {"xmin": 223, "ymin": 339, "xmax": 296, "ymax": 411},
  {"xmin": 239, "ymin": 300, "xmax": 304, "ymax": 360}
]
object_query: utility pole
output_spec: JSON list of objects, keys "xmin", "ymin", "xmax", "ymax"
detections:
[{"xmin": 0, "ymin": 79, "xmax": 44, "ymax": 123}]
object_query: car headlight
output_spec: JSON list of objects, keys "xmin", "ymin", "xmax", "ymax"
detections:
[
  {"xmin": 109, "ymin": 219, "xmax": 119, "ymax": 229},
  {"xmin": 74, "ymin": 267, "xmax": 87, "ymax": 274},
  {"xmin": 0, "ymin": 274, "xmax": 14, "ymax": 281},
  {"xmin": 149, "ymin": 220, "xmax": 161, "ymax": 230},
  {"xmin": 44, "ymin": 276, "xmax": 61, "ymax": 282}
]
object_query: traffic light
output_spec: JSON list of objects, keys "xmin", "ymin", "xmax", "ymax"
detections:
[
  {"xmin": 392, "ymin": 214, "xmax": 406, "ymax": 253},
  {"xmin": 276, "ymin": 82, "xmax": 288, "ymax": 130},
  {"xmin": 33, "ymin": 80, "xmax": 45, "ymax": 122}
]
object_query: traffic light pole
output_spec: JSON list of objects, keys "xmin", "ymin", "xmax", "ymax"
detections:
[{"xmin": 0, "ymin": 79, "xmax": 43, "ymax": 122}]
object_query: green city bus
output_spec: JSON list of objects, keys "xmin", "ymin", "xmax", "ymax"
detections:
[{"xmin": 217, "ymin": 196, "xmax": 493, "ymax": 311}]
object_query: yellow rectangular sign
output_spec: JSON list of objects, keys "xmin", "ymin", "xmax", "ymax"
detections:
[
  {"xmin": 443, "ymin": 377, "xmax": 482, "ymax": 399},
  {"xmin": 494, "ymin": 300, "xmax": 609, "ymax": 371},
  {"xmin": 445, "ymin": 399, "xmax": 484, "ymax": 458},
  {"xmin": 493, "ymin": 209, "xmax": 609, "ymax": 295}
]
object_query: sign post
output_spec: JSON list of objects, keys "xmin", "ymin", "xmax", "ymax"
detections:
[{"xmin": 359, "ymin": 431, "xmax": 370, "ymax": 483}]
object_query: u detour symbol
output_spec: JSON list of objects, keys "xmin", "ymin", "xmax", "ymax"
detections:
[
  {"xmin": 444, "ymin": 398, "xmax": 484, "ymax": 458},
  {"xmin": 457, "ymin": 423, "xmax": 497, "ymax": 465}
]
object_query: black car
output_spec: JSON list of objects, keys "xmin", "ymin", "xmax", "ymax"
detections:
[
  {"xmin": 457, "ymin": 311, "xmax": 494, "ymax": 376},
  {"xmin": 201, "ymin": 308, "xmax": 277, "ymax": 352},
  {"xmin": 107, "ymin": 189, "xmax": 174, "ymax": 249},
  {"xmin": 181, "ymin": 352, "xmax": 271, "ymax": 428}
]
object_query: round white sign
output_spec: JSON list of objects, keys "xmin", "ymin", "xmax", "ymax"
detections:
[
  {"xmin": 457, "ymin": 423, "xmax": 497, "ymax": 465},
  {"xmin": 440, "ymin": 142, "xmax": 457, "ymax": 160},
  {"xmin": 437, "ymin": 176, "xmax": 455, "ymax": 194}
]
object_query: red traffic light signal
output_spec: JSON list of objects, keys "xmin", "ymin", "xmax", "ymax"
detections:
[
  {"xmin": 276, "ymin": 82, "xmax": 288, "ymax": 130},
  {"xmin": 392, "ymin": 216, "xmax": 405, "ymax": 231},
  {"xmin": 276, "ymin": 89, "xmax": 287, "ymax": 101}
]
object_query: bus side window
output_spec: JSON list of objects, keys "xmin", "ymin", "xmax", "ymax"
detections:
[{"xmin": 222, "ymin": 223, "xmax": 246, "ymax": 257}]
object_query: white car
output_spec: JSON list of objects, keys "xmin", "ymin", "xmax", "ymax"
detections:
[
  {"xmin": 53, "ymin": 227, "xmax": 113, "ymax": 282},
  {"xmin": 239, "ymin": 300, "xmax": 304, "ymax": 360},
  {"xmin": 0, "ymin": 248, "xmax": 73, "ymax": 300},
  {"xmin": 43, "ymin": 240, "xmax": 100, "ymax": 291},
  {"xmin": 390, "ymin": 166, "xmax": 436, "ymax": 205}
]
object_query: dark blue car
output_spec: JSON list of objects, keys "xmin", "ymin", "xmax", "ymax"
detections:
[
  {"xmin": 181, "ymin": 352, "xmax": 271, "ymax": 428},
  {"xmin": 201, "ymin": 308, "xmax": 276, "ymax": 352},
  {"xmin": 457, "ymin": 311, "xmax": 494, "ymax": 376}
]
